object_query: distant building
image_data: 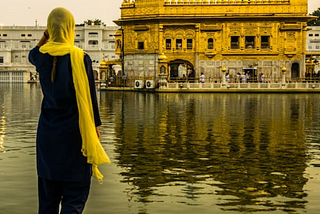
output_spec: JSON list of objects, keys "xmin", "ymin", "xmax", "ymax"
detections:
[
  {"xmin": 307, "ymin": 26, "xmax": 320, "ymax": 53},
  {"xmin": 0, "ymin": 24, "xmax": 119, "ymax": 82},
  {"xmin": 306, "ymin": 26, "xmax": 320, "ymax": 74},
  {"xmin": 114, "ymin": 0, "xmax": 315, "ymax": 86}
]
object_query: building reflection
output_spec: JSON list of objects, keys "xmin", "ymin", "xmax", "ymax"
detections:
[
  {"xmin": 0, "ymin": 103, "xmax": 6, "ymax": 153},
  {"xmin": 101, "ymin": 92, "xmax": 311, "ymax": 213},
  {"xmin": 0, "ymin": 83, "xmax": 42, "ymax": 154}
]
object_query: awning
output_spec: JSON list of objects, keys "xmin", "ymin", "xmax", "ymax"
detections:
[{"xmin": 243, "ymin": 67, "xmax": 257, "ymax": 70}]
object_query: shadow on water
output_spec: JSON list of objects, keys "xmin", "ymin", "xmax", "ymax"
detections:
[{"xmin": 99, "ymin": 91, "xmax": 316, "ymax": 214}]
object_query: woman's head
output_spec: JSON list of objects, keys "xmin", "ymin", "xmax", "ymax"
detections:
[{"xmin": 47, "ymin": 7, "xmax": 75, "ymax": 44}]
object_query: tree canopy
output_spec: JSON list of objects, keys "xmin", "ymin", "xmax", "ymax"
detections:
[
  {"xmin": 308, "ymin": 7, "xmax": 320, "ymax": 26},
  {"xmin": 76, "ymin": 19, "xmax": 106, "ymax": 26}
]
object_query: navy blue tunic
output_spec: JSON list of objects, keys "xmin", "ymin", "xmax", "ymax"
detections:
[{"xmin": 29, "ymin": 47, "xmax": 101, "ymax": 182}]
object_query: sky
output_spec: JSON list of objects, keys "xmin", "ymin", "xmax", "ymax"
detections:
[{"xmin": 0, "ymin": 0, "xmax": 319, "ymax": 26}]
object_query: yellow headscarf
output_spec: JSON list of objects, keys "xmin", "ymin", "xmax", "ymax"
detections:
[{"xmin": 39, "ymin": 7, "xmax": 110, "ymax": 182}]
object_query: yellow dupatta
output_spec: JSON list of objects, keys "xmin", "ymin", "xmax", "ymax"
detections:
[{"xmin": 39, "ymin": 7, "xmax": 110, "ymax": 182}]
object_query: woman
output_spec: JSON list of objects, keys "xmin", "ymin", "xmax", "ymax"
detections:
[{"xmin": 29, "ymin": 7, "xmax": 110, "ymax": 214}]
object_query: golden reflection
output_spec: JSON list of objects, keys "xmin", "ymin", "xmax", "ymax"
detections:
[
  {"xmin": 104, "ymin": 92, "xmax": 310, "ymax": 213},
  {"xmin": 0, "ymin": 104, "xmax": 6, "ymax": 153}
]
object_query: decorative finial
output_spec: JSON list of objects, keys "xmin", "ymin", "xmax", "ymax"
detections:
[{"xmin": 222, "ymin": 63, "xmax": 227, "ymax": 72}]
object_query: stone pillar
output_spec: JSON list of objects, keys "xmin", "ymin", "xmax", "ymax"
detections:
[
  {"xmin": 159, "ymin": 25, "xmax": 164, "ymax": 54},
  {"xmin": 281, "ymin": 64, "xmax": 287, "ymax": 87}
]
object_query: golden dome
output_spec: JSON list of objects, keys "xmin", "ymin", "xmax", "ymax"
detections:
[
  {"xmin": 158, "ymin": 52, "xmax": 167, "ymax": 60},
  {"xmin": 99, "ymin": 54, "xmax": 108, "ymax": 68}
]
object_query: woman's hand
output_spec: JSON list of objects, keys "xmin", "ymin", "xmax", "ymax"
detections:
[
  {"xmin": 36, "ymin": 29, "xmax": 49, "ymax": 47},
  {"xmin": 43, "ymin": 29, "xmax": 49, "ymax": 39}
]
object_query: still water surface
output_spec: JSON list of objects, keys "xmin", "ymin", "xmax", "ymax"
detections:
[{"xmin": 1, "ymin": 84, "xmax": 320, "ymax": 214}]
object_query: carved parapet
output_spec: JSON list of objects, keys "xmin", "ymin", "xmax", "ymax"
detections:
[
  {"xmin": 121, "ymin": 0, "xmax": 135, "ymax": 7},
  {"xmin": 162, "ymin": 0, "xmax": 290, "ymax": 5},
  {"xmin": 280, "ymin": 23, "xmax": 302, "ymax": 31}
]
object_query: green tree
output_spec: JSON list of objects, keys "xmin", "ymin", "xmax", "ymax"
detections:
[
  {"xmin": 84, "ymin": 19, "xmax": 106, "ymax": 26},
  {"xmin": 76, "ymin": 19, "xmax": 106, "ymax": 26},
  {"xmin": 308, "ymin": 7, "xmax": 320, "ymax": 26}
]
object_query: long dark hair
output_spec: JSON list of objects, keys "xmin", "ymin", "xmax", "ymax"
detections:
[{"xmin": 51, "ymin": 56, "xmax": 57, "ymax": 82}]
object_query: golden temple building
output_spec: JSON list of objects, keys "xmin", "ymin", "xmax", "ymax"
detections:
[{"xmin": 114, "ymin": 0, "xmax": 315, "ymax": 86}]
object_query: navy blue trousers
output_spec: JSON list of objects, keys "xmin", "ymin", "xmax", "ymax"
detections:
[{"xmin": 38, "ymin": 177, "xmax": 91, "ymax": 214}]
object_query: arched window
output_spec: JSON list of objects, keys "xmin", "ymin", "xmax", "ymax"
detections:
[
  {"xmin": 88, "ymin": 40, "xmax": 98, "ymax": 45},
  {"xmin": 160, "ymin": 65, "xmax": 166, "ymax": 74},
  {"xmin": 261, "ymin": 36, "xmax": 270, "ymax": 49},
  {"xmin": 166, "ymin": 39, "xmax": 171, "ymax": 50},
  {"xmin": 176, "ymin": 39, "xmax": 182, "ymax": 50},
  {"xmin": 138, "ymin": 41, "xmax": 144, "ymax": 50},
  {"xmin": 245, "ymin": 36, "xmax": 255, "ymax": 49},
  {"xmin": 208, "ymin": 38, "xmax": 214, "ymax": 49},
  {"xmin": 231, "ymin": 36, "xmax": 239, "ymax": 49}
]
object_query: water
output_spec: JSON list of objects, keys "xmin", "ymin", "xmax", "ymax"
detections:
[{"xmin": 1, "ymin": 84, "xmax": 320, "ymax": 214}]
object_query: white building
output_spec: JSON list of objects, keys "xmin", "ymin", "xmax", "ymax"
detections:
[
  {"xmin": 0, "ymin": 24, "xmax": 119, "ymax": 82},
  {"xmin": 307, "ymin": 26, "xmax": 320, "ymax": 52},
  {"xmin": 307, "ymin": 26, "xmax": 320, "ymax": 74}
]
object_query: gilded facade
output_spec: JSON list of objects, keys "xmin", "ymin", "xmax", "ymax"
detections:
[{"xmin": 114, "ymin": 0, "xmax": 314, "ymax": 84}]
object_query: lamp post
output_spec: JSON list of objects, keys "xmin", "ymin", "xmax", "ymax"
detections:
[
  {"xmin": 281, "ymin": 64, "xmax": 287, "ymax": 87},
  {"xmin": 221, "ymin": 64, "xmax": 227, "ymax": 87}
]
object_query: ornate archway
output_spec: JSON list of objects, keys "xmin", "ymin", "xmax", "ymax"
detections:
[
  {"xmin": 168, "ymin": 59, "xmax": 195, "ymax": 82},
  {"xmin": 291, "ymin": 63, "xmax": 300, "ymax": 79}
]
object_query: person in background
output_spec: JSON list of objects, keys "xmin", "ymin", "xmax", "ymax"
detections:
[
  {"xmin": 28, "ymin": 7, "xmax": 110, "ymax": 214},
  {"xmin": 261, "ymin": 73, "xmax": 265, "ymax": 83},
  {"xmin": 200, "ymin": 72, "xmax": 205, "ymax": 83},
  {"xmin": 236, "ymin": 72, "xmax": 241, "ymax": 83},
  {"xmin": 241, "ymin": 72, "xmax": 247, "ymax": 83}
]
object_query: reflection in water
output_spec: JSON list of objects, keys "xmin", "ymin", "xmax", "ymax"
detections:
[
  {"xmin": 101, "ymin": 92, "xmax": 312, "ymax": 213},
  {"xmin": 1, "ymin": 85, "xmax": 320, "ymax": 214},
  {"xmin": 0, "ymin": 103, "xmax": 5, "ymax": 153}
]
